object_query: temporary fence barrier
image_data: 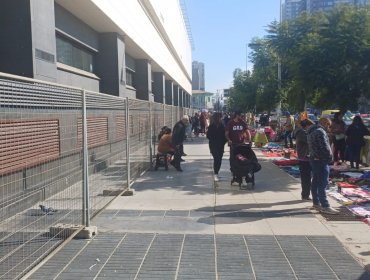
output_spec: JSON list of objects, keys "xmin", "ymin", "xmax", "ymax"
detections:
[{"xmin": 0, "ymin": 72, "xmax": 195, "ymax": 279}]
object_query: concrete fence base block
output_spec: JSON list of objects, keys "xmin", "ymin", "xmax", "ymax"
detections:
[
  {"xmin": 103, "ymin": 189, "xmax": 124, "ymax": 196},
  {"xmin": 50, "ymin": 223, "xmax": 97, "ymax": 239},
  {"xmin": 75, "ymin": 226, "xmax": 98, "ymax": 239},
  {"xmin": 121, "ymin": 189, "xmax": 134, "ymax": 196}
]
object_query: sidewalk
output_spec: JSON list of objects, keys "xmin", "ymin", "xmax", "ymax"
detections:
[{"xmin": 27, "ymin": 137, "xmax": 370, "ymax": 280}]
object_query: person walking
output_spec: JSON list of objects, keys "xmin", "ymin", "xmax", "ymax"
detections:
[
  {"xmin": 345, "ymin": 115, "xmax": 370, "ymax": 170},
  {"xmin": 307, "ymin": 117, "xmax": 338, "ymax": 214},
  {"xmin": 171, "ymin": 115, "xmax": 189, "ymax": 171},
  {"xmin": 331, "ymin": 112, "xmax": 346, "ymax": 165},
  {"xmin": 293, "ymin": 119, "xmax": 314, "ymax": 200},
  {"xmin": 207, "ymin": 112, "xmax": 227, "ymax": 182},
  {"xmin": 225, "ymin": 111, "xmax": 251, "ymax": 147},
  {"xmin": 225, "ymin": 111, "xmax": 251, "ymax": 180}
]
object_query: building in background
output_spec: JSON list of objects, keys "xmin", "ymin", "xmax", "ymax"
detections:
[
  {"xmin": 282, "ymin": 0, "xmax": 370, "ymax": 20},
  {"xmin": 0, "ymin": 0, "xmax": 192, "ymax": 106},
  {"xmin": 192, "ymin": 90, "xmax": 214, "ymax": 111},
  {"xmin": 192, "ymin": 61, "xmax": 205, "ymax": 91},
  {"xmin": 282, "ymin": 0, "xmax": 307, "ymax": 21}
]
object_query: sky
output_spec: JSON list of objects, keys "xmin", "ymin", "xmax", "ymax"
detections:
[{"xmin": 183, "ymin": 0, "xmax": 281, "ymax": 93}]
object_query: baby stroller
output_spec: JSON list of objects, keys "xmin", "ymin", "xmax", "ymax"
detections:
[{"xmin": 230, "ymin": 144, "xmax": 261, "ymax": 189}]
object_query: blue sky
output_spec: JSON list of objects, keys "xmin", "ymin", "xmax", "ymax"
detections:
[{"xmin": 184, "ymin": 0, "xmax": 281, "ymax": 93}]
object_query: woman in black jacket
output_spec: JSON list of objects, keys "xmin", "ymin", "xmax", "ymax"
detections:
[
  {"xmin": 207, "ymin": 112, "xmax": 227, "ymax": 182},
  {"xmin": 345, "ymin": 115, "xmax": 370, "ymax": 169}
]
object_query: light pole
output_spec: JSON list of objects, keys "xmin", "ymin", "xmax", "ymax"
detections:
[
  {"xmin": 246, "ymin": 43, "xmax": 248, "ymax": 72},
  {"xmin": 276, "ymin": 0, "xmax": 283, "ymax": 118}
]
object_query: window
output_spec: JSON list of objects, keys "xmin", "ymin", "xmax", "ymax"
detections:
[
  {"xmin": 56, "ymin": 35, "xmax": 94, "ymax": 73},
  {"xmin": 126, "ymin": 69, "xmax": 134, "ymax": 87}
]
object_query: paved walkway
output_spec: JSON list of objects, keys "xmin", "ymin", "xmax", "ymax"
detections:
[{"xmin": 27, "ymin": 137, "xmax": 370, "ymax": 280}]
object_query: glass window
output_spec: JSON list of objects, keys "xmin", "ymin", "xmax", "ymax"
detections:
[
  {"xmin": 126, "ymin": 69, "xmax": 134, "ymax": 87},
  {"xmin": 56, "ymin": 35, "xmax": 94, "ymax": 73}
]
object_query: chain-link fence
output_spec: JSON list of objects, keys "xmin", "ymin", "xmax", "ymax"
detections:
[{"xmin": 0, "ymin": 72, "xmax": 195, "ymax": 279}]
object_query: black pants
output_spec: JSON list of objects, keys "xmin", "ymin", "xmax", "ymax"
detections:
[
  {"xmin": 211, "ymin": 149, "xmax": 224, "ymax": 175},
  {"xmin": 333, "ymin": 138, "xmax": 346, "ymax": 162},
  {"xmin": 173, "ymin": 145, "xmax": 182, "ymax": 168},
  {"xmin": 299, "ymin": 160, "xmax": 312, "ymax": 199}
]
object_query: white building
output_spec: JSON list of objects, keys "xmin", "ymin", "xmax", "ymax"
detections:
[{"xmin": 0, "ymin": 0, "xmax": 192, "ymax": 105}]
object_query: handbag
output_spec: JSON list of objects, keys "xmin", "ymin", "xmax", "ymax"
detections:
[{"xmin": 335, "ymin": 133, "xmax": 345, "ymax": 140}]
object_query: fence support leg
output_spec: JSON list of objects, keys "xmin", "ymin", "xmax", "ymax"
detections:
[{"xmin": 82, "ymin": 89, "xmax": 90, "ymax": 227}]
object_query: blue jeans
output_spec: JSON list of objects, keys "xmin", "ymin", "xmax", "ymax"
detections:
[
  {"xmin": 309, "ymin": 159, "xmax": 330, "ymax": 207},
  {"xmin": 284, "ymin": 131, "xmax": 293, "ymax": 148}
]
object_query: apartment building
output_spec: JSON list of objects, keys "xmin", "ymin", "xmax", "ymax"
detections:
[
  {"xmin": 283, "ymin": 0, "xmax": 370, "ymax": 20},
  {"xmin": 192, "ymin": 61, "xmax": 205, "ymax": 91},
  {"xmin": 0, "ymin": 0, "xmax": 192, "ymax": 106}
]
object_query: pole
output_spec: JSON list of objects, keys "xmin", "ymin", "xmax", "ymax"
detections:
[
  {"xmin": 82, "ymin": 89, "xmax": 90, "ymax": 227},
  {"xmin": 246, "ymin": 43, "xmax": 248, "ymax": 72},
  {"xmin": 125, "ymin": 97, "xmax": 131, "ymax": 190},
  {"xmin": 277, "ymin": 0, "xmax": 282, "ymax": 118}
]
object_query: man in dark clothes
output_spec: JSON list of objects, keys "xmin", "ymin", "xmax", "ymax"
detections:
[{"xmin": 171, "ymin": 115, "xmax": 189, "ymax": 171}]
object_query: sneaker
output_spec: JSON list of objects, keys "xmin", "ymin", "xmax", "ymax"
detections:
[
  {"xmin": 312, "ymin": 204, "xmax": 321, "ymax": 210},
  {"xmin": 302, "ymin": 197, "xmax": 312, "ymax": 201},
  {"xmin": 320, "ymin": 207, "xmax": 339, "ymax": 215},
  {"xmin": 214, "ymin": 174, "xmax": 219, "ymax": 182}
]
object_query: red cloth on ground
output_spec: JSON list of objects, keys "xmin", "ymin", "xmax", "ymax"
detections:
[
  {"xmin": 272, "ymin": 159, "xmax": 299, "ymax": 166},
  {"xmin": 337, "ymin": 182, "xmax": 362, "ymax": 188}
]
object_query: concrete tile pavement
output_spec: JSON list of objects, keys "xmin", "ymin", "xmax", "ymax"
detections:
[{"xmin": 26, "ymin": 137, "xmax": 370, "ymax": 279}]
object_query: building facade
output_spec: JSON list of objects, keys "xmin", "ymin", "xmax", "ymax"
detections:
[
  {"xmin": 283, "ymin": 0, "xmax": 370, "ymax": 20},
  {"xmin": 0, "ymin": 0, "xmax": 192, "ymax": 106},
  {"xmin": 192, "ymin": 61, "xmax": 205, "ymax": 91},
  {"xmin": 283, "ymin": 0, "xmax": 307, "ymax": 21},
  {"xmin": 191, "ymin": 90, "xmax": 213, "ymax": 111}
]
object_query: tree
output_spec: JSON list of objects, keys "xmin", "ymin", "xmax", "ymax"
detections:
[{"xmin": 267, "ymin": 5, "xmax": 370, "ymax": 112}]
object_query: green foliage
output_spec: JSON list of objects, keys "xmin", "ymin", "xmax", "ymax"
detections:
[{"xmin": 231, "ymin": 5, "xmax": 370, "ymax": 113}]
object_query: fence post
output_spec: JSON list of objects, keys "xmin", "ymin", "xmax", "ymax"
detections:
[
  {"xmin": 125, "ymin": 97, "xmax": 131, "ymax": 189},
  {"xmin": 82, "ymin": 89, "xmax": 90, "ymax": 227},
  {"xmin": 149, "ymin": 102, "xmax": 153, "ymax": 167},
  {"xmin": 163, "ymin": 104, "xmax": 165, "ymax": 127}
]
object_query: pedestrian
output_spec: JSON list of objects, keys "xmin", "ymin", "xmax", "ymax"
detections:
[
  {"xmin": 225, "ymin": 111, "xmax": 251, "ymax": 147},
  {"xmin": 345, "ymin": 115, "xmax": 370, "ymax": 170},
  {"xmin": 307, "ymin": 117, "xmax": 338, "ymax": 214},
  {"xmin": 199, "ymin": 112, "xmax": 207, "ymax": 135},
  {"xmin": 157, "ymin": 127, "xmax": 175, "ymax": 155},
  {"xmin": 207, "ymin": 112, "xmax": 227, "ymax": 182},
  {"xmin": 225, "ymin": 111, "xmax": 251, "ymax": 175},
  {"xmin": 284, "ymin": 112, "xmax": 295, "ymax": 148},
  {"xmin": 293, "ymin": 119, "xmax": 314, "ymax": 200},
  {"xmin": 330, "ymin": 112, "xmax": 346, "ymax": 165},
  {"xmin": 191, "ymin": 113, "xmax": 200, "ymax": 137},
  {"xmin": 223, "ymin": 113, "xmax": 230, "ymax": 127},
  {"xmin": 171, "ymin": 115, "xmax": 189, "ymax": 171}
]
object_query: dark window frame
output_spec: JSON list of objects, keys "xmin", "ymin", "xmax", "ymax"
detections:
[{"xmin": 56, "ymin": 34, "xmax": 95, "ymax": 73}]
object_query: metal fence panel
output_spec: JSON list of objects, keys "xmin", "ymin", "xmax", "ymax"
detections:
[
  {"xmin": 0, "ymin": 73, "xmax": 190, "ymax": 279},
  {"xmin": 0, "ymin": 77, "xmax": 84, "ymax": 279}
]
